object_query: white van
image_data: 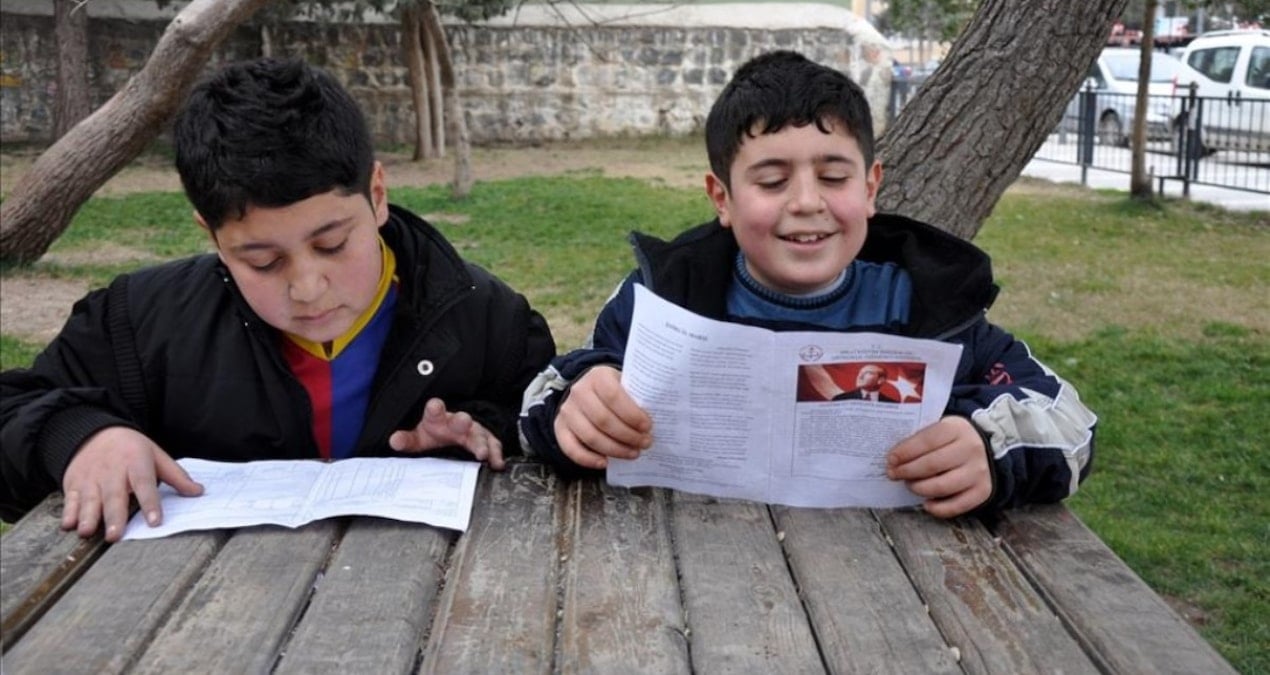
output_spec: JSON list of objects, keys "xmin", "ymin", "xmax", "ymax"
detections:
[{"xmin": 1178, "ymin": 29, "xmax": 1270, "ymax": 152}]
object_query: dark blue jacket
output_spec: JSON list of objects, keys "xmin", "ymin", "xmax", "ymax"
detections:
[{"xmin": 519, "ymin": 214, "xmax": 1096, "ymax": 512}]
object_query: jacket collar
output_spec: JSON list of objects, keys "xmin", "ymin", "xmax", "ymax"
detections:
[{"xmin": 629, "ymin": 213, "xmax": 998, "ymax": 338}]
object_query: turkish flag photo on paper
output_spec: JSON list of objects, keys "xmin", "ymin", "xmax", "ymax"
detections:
[{"xmin": 795, "ymin": 361, "xmax": 927, "ymax": 403}]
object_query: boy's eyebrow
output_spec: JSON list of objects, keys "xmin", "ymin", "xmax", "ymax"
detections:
[
  {"xmin": 744, "ymin": 154, "xmax": 858, "ymax": 173},
  {"xmin": 227, "ymin": 218, "xmax": 354, "ymax": 254}
]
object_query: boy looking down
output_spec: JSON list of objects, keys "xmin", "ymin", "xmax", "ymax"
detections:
[{"xmin": 1, "ymin": 58, "xmax": 556, "ymax": 539}]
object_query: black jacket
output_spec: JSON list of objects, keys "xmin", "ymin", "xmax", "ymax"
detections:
[{"xmin": 0, "ymin": 205, "xmax": 555, "ymax": 521}]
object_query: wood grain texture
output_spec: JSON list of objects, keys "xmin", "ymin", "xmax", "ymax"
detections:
[
  {"xmin": 2, "ymin": 531, "xmax": 225, "ymax": 673},
  {"xmin": 672, "ymin": 493, "xmax": 821, "ymax": 673},
  {"xmin": 0, "ymin": 493, "xmax": 106, "ymax": 650},
  {"xmin": 995, "ymin": 504, "xmax": 1239, "ymax": 675},
  {"xmin": 773, "ymin": 506, "xmax": 959, "ymax": 674},
  {"xmin": 879, "ymin": 510, "xmax": 1098, "ymax": 675},
  {"xmin": 558, "ymin": 481, "xmax": 689, "ymax": 674},
  {"xmin": 128, "ymin": 520, "xmax": 340, "ymax": 673},
  {"xmin": 421, "ymin": 462, "xmax": 560, "ymax": 674},
  {"xmin": 274, "ymin": 518, "xmax": 454, "ymax": 675}
]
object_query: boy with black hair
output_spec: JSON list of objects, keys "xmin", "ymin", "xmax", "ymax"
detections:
[
  {"xmin": 1, "ymin": 57, "xmax": 556, "ymax": 540},
  {"xmin": 520, "ymin": 50, "xmax": 1096, "ymax": 518}
]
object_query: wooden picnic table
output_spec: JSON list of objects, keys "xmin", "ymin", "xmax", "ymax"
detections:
[{"xmin": 1, "ymin": 460, "xmax": 1235, "ymax": 674}]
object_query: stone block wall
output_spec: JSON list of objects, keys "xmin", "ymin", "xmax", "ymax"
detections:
[{"xmin": 0, "ymin": 2, "xmax": 892, "ymax": 147}]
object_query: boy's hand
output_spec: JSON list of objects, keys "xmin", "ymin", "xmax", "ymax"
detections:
[
  {"xmin": 389, "ymin": 398, "xmax": 505, "ymax": 470},
  {"xmin": 554, "ymin": 366, "xmax": 652, "ymax": 470},
  {"xmin": 885, "ymin": 416, "xmax": 992, "ymax": 518},
  {"xmin": 61, "ymin": 426, "xmax": 204, "ymax": 542}
]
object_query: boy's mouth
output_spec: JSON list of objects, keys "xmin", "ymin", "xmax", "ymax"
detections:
[{"xmin": 780, "ymin": 232, "xmax": 833, "ymax": 244}]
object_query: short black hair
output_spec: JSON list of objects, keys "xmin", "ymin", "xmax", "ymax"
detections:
[
  {"xmin": 705, "ymin": 50, "xmax": 874, "ymax": 189},
  {"xmin": 173, "ymin": 57, "xmax": 375, "ymax": 230}
]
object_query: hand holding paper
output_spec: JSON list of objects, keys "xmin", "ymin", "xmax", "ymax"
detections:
[
  {"xmin": 554, "ymin": 365, "xmax": 653, "ymax": 469},
  {"xmin": 607, "ymin": 285, "xmax": 964, "ymax": 509}
]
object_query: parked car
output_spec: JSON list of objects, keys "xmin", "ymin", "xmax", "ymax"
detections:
[
  {"xmin": 1062, "ymin": 48, "xmax": 1188, "ymax": 147},
  {"xmin": 1177, "ymin": 29, "xmax": 1270, "ymax": 152}
]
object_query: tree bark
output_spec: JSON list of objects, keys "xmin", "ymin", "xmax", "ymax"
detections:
[
  {"xmin": 401, "ymin": 7, "xmax": 433, "ymax": 161},
  {"xmin": 1130, "ymin": 0, "xmax": 1158, "ymax": 199},
  {"xmin": 422, "ymin": 7, "xmax": 445, "ymax": 158},
  {"xmin": 423, "ymin": 3, "xmax": 472, "ymax": 197},
  {"xmin": 0, "ymin": 0, "xmax": 270, "ymax": 265},
  {"xmin": 53, "ymin": 0, "xmax": 92, "ymax": 139},
  {"xmin": 877, "ymin": 0, "xmax": 1130, "ymax": 240}
]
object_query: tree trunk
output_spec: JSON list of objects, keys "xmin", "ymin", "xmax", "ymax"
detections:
[
  {"xmin": 423, "ymin": 3, "xmax": 471, "ymax": 197},
  {"xmin": 877, "ymin": 0, "xmax": 1130, "ymax": 240},
  {"xmin": 422, "ymin": 8, "xmax": 445, "ymax": 158},
  {"xmin": 1130, "ymin": 0, "xmax": 1158, "ymax": 199},
  {"xmin": 52, "ymin": 0, "xmax": 92, "ymax": 139},
  {"xmin": 401, "ymin": 7, "xmax": 433, "ymax": 161},
  {"xmin": 0, "ymin": 0, "xmax": 271, "ymax": 265}
]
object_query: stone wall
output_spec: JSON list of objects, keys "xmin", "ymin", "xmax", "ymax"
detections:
[{"xmin": 0, "ymin": 2, "xmax": 892, "ymax": 147}]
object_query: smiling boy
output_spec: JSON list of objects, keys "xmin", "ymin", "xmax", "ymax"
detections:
[
  {"xmin": 520, "ymin": 51, "xmax": 1097, "ymax": 518},
  {"xmin": 0, "ymin": 58, "xmax": 556, "ymax": 539}
]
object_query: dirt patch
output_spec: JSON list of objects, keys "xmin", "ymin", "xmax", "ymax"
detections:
[{"xmin": 1, "ymin": 276, "xmax": 90, "ymax": 343}]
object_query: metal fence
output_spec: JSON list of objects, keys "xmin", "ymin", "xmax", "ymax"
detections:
[
  {"xmin": 888, "ymin": 79, "xmax": 1269, "ymax": 197},
  {"xmin": 1037, "ymin": 83, "xmax": 1269, "ymax": 196}
]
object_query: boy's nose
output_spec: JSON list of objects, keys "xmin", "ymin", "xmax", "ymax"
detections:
[
  {"xmin": 288, "ymin": 265, "xmax": 327, "ymax": 303},
  {"xmin": 788, "ymin": 175, "xmax": 825, "ymax": 214}
]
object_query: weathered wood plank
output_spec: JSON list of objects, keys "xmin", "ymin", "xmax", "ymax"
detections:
[
  {"xmin": 128, "ymin": 520, "xmax": 340, "ymax": 673},
  {"xmin": 995, "ymin": 504, "xmax": 1238, "ymax": 675},
  {"xmin": 275, "ymin": 518, "xmax": 454, "ymax": 675},
  {"xmin": 558, "ymin": 481, "xmax": 689, "ymax": 674},
  {"xmin": 672, "ymin": 493, "xmax": 822, "ymax": 673},
  {"xmin": 773, "ymin": 506, "xmax": 959, "ymax": 674},
  {"xmin": 2, "ymin": 531, "xmax": 226, "ymax": 673},
  {"xmin": 878, "ymin": 510, "xmax": 1099, "ymax": 675},
  {"xmin": 0, "ymin": 494, "xmax": 106, "ymax": 651},
  {"xmin": 421, "ymin": 462, "xmax": 559, "ymax": 674}
]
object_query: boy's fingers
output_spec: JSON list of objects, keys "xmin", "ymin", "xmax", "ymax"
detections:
[
  {"xmin": 155, "ymin": 454, "xmax": 205, "ymax": 497},
  {"xmin": 484, "ymin": 436, "xmax": 506, "ymax": 471},
  {"xmin": 61, "ymin": 489, "xmax": 81, "ymax": 530},
  {"xmin": 76, "ymin": 487, "xmax": 102, "ymax": 538},
  {"xmin": 560, "ymin": 405, "xmax": 642, "ymax": 459},
  {"xmin": 922, "ymin": 480, "xmax": 992, "ymax": 519},
  {"xmin": 448, "ymin": 411, "xmax": 474, "ymax": 439},
  {"xmin": 592, "ymin": 379, "xmax": 652, "ymax": 433},
  {"xmin": 568, "ymin": 390, "xmax": 650, "ymax": 450},
  {"xmin": 556, "ymin": 425, "xmax": 610, "ymax": 470},
  {"xmin": 101, "ymin": 488, "xmax": 132, "ymax": 543},
  {"xmin": 888, "ymin": 444, "xmax": 957, "ymax": 480}
]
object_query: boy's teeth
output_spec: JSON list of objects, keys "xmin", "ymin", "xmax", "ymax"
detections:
[{"xmin": 787, "ymin": 234, "xmax": 824, "ymax": 243}]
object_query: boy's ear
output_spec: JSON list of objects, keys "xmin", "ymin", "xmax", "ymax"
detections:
[
  {"xmin": 195, "ymin": 210, "xmax": 221, "ymax": 252},
  {"xmin": 865, "ymin": 160, "xmax": 883, "ymax": 217},
  {"xmin": 370, "ymin": 161, "xmax": 390, "ymax": 227},
  {"xmin": 705, "ymin": 172, "xmax": 732, "ymax": 228}
]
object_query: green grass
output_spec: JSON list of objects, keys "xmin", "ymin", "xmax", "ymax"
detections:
[{"xmin": 2, "ymin": 174, "xmax": 1267, "ymax": 672}]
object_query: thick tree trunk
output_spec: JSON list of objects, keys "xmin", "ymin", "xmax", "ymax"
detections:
[
  {"xmin": 402, "ymin": 8, "xmax": 433, "ymax": 161},
  {"xmin": 1130, "ymin": 0, "xmax": 1158, "ymax": 199},
  {"xmin": 53, "ymin": 0, "xmax": 92, "ymax": 139},
  {"xmin": 423, "ymin": 3, "xmax": 472, "ymax": 197},
  {"xmin": 0, "ymin": 0, "xmax": 270, "ymax": 265},
  {"xmin": 877, "ymin": 0, "xmax": 1129, "ymax": 240}
]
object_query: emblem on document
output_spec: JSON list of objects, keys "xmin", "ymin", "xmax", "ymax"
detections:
[{"xmin": 798, "ymin": 345, "xmax": 824, "ymax": 362}]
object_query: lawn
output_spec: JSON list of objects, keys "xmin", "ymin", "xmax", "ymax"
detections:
[{"xmin": 1, "ymin": 172, "xmax": 1266, "ymax": 672}]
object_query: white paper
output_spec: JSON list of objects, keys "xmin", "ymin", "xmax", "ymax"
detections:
[
  {"xmin": 608, "ymin": 285, "xmax": 964, "ymax": 508},
  {"xmin": 122, "ymin": 456, "xmax": 479, "ymax": 540}
]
